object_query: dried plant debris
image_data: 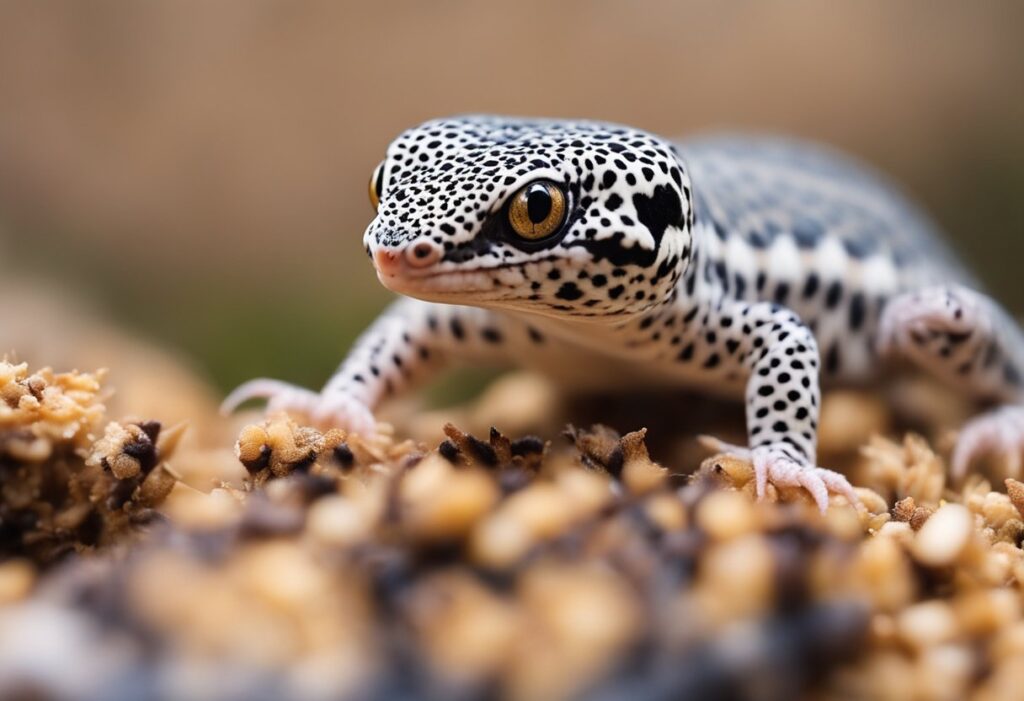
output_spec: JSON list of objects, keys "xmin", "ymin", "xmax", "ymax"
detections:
[
  {"xmin": 5, "ymin": 398, "xmax": 1024, "ymax": 700},
  {"xmin": 0, "ymin": 360, "xmax": 180, "ymax": 564}
]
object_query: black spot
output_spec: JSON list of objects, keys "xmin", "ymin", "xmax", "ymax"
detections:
[
  {"xmin": 603, "ymin": 171, "xmax": 618, "ymax": 189},
  {"xmin": 758, "ymin": 385, "xmax": 775, "ymax": 397},
  {"xmin": 605, "ymin": 193, "xmax": 623, "ymax": 211},
  {"xmin": 571, "ymin": 184, "xmax": 681, "ymax": 268},
  {"xmin": 555, "ymin": 282, "xmax": 583, "ymax": 301},
  {"xmin": 481, "ymin": 328, "xmax": 502, "ymax": 343},
  {"xmin": 450, "ymin": 318, "xmax": 465, "ymax": 340},
  {"xmin": 703, "ymin": 353, "xmax": 720, "ymax": 369},
  {"xmin": 843, "ymin": 237, "xmax": 874, "ymax": 259},
  {"xmin": 825, "ymin": 343, "xmax": 841, "ymax": 374},
  {"xmin": 825, "ymin": 281, "xmax": 843, "ymax": 309},
  {"xmin": 849, "ymin": 293, "xmax": 866, "ymax": 331},
  {"xmin": 591, "ymin": 274, "xmax": 607, "ymax": 287},
  {"xmin": 772, "ymin": 421, "xmax": 788, "ymax": 433},
  {"xmin": 528, "ymin": 327, "xmax": 544, "ymax": 344},
  {"xmin": 333, "ymin": 443, "xmax": 355, "ymax": 468},
  {"xmin": 792, "ymin": 219, "xmax": 823, "ymax": 248},
  {"xmin": 734, "ymin": 274, "xmax": 747, "ymax": 298},
  {"xmin": 774, "ymin": 282, "xmax": 790, "ymax": 305},
  {"xmin": 802, "ymin": 273, "xmax": 820, "ymax": 299},
  {"xmin": 608, "ymin": 285, "xmax": 625, "ymax": 299},
  {"xmin": 795, "ymin": 407, "xmax": 809, "ymax": 420}
]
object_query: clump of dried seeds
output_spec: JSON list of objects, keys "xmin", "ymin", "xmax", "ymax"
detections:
[{"xmin": 3, "ymin": 374, "xmax": 1024, "ymax": 701}]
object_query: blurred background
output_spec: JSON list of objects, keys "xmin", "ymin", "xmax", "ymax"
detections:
[{"xmin": 0, "ymin": 0, "xmax": 1022, "ymax": 402}]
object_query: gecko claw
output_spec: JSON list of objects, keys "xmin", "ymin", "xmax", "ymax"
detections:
[
  {"xmin": 220, "ymin": 378, "xmax": 309, "ymax": 415},
  {"xmin": 221, "ymin": 378, "xmax": 378, "ymax": 435}
]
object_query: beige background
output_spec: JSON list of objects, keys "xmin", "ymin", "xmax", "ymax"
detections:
[{"xmin": 0, "ymin": 1, "xmax": 1021, "ymax": 392}]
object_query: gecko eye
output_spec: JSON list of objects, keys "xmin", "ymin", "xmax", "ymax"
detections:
[
  {"xmin": 369, "ymin": 161, "xmax": 385, "ymax": 211},
  {"xmin": 508, "ymin": 180, "xmax": 567, "ymax": 240}
]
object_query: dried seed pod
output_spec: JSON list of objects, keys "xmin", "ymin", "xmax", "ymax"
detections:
[
  {"xmin": 643, "ymin": 493, "xmax": 687, "ymax": 532},
  {"xmin": 695, "ymin": 490, "xmax": 759, "ymax": 541},
  {"xmin": 402, "ymin": 467, "xmax": 498, "ymax": 542},
  {"xmin": 619, "ymin": 429, "xmax": 668, "ymax": 494},
  {"xmin": 305, "ymin": 495, "xmax": 372, "ymax": 547},
  {"xmin": 405, "ymin": 571, "xmax": 519, "ymax": 685},
  {"xmin": 136, "ymin": 465, "xmax": 178, "ymax": 507},
  {"xmin": 1007, "ymin": 479, "xmax": 1024, "ymax": 520},
  {"xmin": 913, "ymin": 503, "xmax": 974, "ymax": 567},
  {"xmin": 896, "ymin": 600, "xmax": 959, "ymax": 649},
  {"xmin": 697, "ymin": 449, "xmax": 756, "ymax": 488},
  {"xmin": 695, "ymin": 534, "xmax": 775, "ymax": 622}
]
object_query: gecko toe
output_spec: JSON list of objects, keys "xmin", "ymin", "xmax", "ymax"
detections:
[
  {"xmin": 795, "ymin": 470, "xmax": 829, "ymax": 513},
  {"xmin": 953, "ymin": 406, "xmax": 1024, "ymax": 481},
  {"xmin": 220, "ymin": 378, "xmax": 308, "ymax": 415}
]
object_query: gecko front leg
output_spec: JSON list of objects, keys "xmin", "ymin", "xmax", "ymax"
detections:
[
  {"xmin": 701, "ymin": 301, "xmax": 858, "ymax": 511},
  {"xmin": 222, "ymin": 298, "xmax": 519, "ymax": 434}
]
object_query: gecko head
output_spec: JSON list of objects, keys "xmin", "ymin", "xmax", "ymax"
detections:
[{"xmin": 363, "ymin": 116, "xmax": 693, "ymax": 321}]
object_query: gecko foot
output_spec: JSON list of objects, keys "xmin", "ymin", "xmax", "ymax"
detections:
[
  {"xmin": 220, "ymin": 378, "xmax": 377, "ymax": 435},
  {"xmin": 701, "ymin": 437, "xmax": 859, "ymax": 512},
  {"xmin": 877, "ymin": 286, "xmax": 987, "ymax": 358},
  {"xmin": 951, "ymin": 405, "xmax": 1024, "ymax": 481}
]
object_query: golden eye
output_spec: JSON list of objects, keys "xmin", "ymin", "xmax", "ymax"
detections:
[
  {"xmin": 508, "ymin": 181, "xmax": 567, "ymax": 240},
  {"xmin": 369, "ymin": 161, "xmax": 385, "ymax": 211}
]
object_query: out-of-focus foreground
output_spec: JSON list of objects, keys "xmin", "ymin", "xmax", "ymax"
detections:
[{"xmin": 3, "ymin": 359, "xmax": 1024, "ymax": 701}]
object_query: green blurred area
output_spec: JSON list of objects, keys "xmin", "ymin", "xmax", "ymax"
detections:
[{"xmin": 0, "ymin": 2, "xmax": 1021, "ymax": 395}]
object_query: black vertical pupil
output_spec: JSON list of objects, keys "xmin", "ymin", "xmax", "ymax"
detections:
[
  {"xmin": 526, "ymin": 184, "xmax": 553, "ymax": 224},
  {"xmin": 374, "ymin": 165, "xmax": 385, "ymax": 197}
]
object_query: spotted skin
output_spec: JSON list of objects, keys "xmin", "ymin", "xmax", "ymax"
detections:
[{"xmin": 224, "ymin": 116, "xmax": 1024, "ymax": 510}]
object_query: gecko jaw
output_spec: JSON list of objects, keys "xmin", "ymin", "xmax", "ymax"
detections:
[{"xmin": 376, "ymin": 264, "xmax": 527, "ymax": 303}]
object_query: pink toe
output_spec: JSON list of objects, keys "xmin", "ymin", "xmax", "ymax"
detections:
[
  {"xmin": 221, "ymin": 378, "xmax": 296, "ymax": 415},
  {"xmin": 797, "ymin": 471, "xmax": 829, "ymax": 512},
  {"xmin": 754, "ymin": 461, "xmax": 768, "ymax": 499}
]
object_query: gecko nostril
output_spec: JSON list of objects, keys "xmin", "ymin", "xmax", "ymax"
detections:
[
  {"xmin": 406, "ymin": 241, "xmax": 442, "ymax": 268},
  {"xmin": 373, "ymin": 249, "xmax": 403, "ymax": 275}
]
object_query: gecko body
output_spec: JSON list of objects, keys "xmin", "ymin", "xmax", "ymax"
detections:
[{"xmin": 225, "ymin": 116, "xmax": 1024, "ymax": 509}]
